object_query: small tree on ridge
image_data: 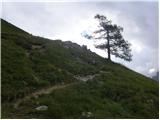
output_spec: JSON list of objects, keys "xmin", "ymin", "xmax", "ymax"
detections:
[{"xmin": 83, "ymin": 14, "xmax": 132, "ymax": 62}]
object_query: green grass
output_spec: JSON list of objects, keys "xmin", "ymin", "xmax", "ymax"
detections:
[
  {"xmin": 1, "ymin": 18, "xmax": 159, "ymax": 119},
  {"xmin": 4, "ymin": 73, "xmax": 158, "ymax": 118},
  {"xmin": 1, "ymin": 19, "xmax": 29, "ymax": 35}
]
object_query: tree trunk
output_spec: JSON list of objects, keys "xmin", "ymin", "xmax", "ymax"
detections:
[{"xmin": 107, "ymin": 31, "xmax": 111, "ymax": 61}]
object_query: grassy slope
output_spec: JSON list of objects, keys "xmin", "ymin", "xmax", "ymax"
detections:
[
  {"xmin": 1, "ymin": 19, "xmax": 159, "ymax": 118},
  {"xmin": 1, "ymin": 19, "xmax": 29, "ymax": 35}
]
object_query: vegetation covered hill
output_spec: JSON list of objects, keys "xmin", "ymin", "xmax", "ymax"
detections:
[{"xmin": 1, "ymin": 19, "xmax": 159, "ymax": 118}]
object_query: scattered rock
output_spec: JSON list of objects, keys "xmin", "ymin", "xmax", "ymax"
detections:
[
  {"xmin": 81, "ymin": 111, "xmax": 93, "ymax": 118},
  {"xmin": 74, "ymin": 75, "xmax": 95, "ymax": 82},
  {"xmin": 35, "ymin": 105, "xmax": 48, "ymax": 111},
  {"xmin": 63, "ymin": 41, "xmax": 82, "ymax": 50},
  {"xmin": 64, "ymin": 45, "xmax": 69, "ymax": 49},
  {"xmin": 147, "ymin": 99, "xmax": 154, "ymax": 104},
  {"xmin": 82, "ymin": 45, "xmax": 87, "ymax": 50},
  {"xmin": 32, "ymin": 45, "xmax": 43, "ymax": 49},
  {"xmin": 87, "ymin": 112, "xmax": 93, "ymax": 118}
]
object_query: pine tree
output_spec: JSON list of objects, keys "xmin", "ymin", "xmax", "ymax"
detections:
[{"xmin": 84, "ymin": 14, "xmax": 132, "ymax": 61}]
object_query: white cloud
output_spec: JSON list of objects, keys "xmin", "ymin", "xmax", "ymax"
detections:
[
  {"xmin": 149, "ymin": 68, "xmax": 155, "ymax": 73},
  {"xmin": 130, "ymin": 40, "xmax": 145, "ymax": 54}
]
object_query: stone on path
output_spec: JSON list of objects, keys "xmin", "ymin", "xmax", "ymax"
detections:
[{"xmin": 35, "ymin": 105, "xmax": 48, "ymax": 111}]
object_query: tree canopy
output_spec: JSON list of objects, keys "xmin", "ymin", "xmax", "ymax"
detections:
[{"xmin": 83, "ymin": 14, "xmax": 132, "ymax": 62}]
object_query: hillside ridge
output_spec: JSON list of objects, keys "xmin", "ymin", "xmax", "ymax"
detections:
[{"xmin": 1, "ymin": 19, "xmax": 158, "ymax": 119}]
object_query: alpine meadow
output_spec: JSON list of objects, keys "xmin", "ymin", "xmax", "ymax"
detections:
[{"xmin": 1, "ymin": 1, "xmax": 159, "ymax": 119}]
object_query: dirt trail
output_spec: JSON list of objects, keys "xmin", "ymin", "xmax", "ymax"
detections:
[
  {"xmin": 14, "ymin": 83, "xmax": 76, "ymax": 109},
  {"xmin": 74, "ymin": 75, "xmax": 97, "ymax": 82},
  {"xmin": 73, "ymin": 71, "xmax": 107, "ymax": 82},
  {"xmin": 14, "ymin": 72, "xmax": 104, "ymax": 109}
]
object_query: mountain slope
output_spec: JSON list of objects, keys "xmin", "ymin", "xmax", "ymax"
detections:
[
  {"xmin": 1, "ymin": 19, "xmax": 159, "ymax": 118},
  {"xmin": 1, "ymin": 19, "xmax": 29, "ymax": 35}
]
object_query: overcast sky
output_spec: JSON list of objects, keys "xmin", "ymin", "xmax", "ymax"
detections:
[{"xmin": 2, "ymin": 1, "xmax": 159, "ymax": 77}]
